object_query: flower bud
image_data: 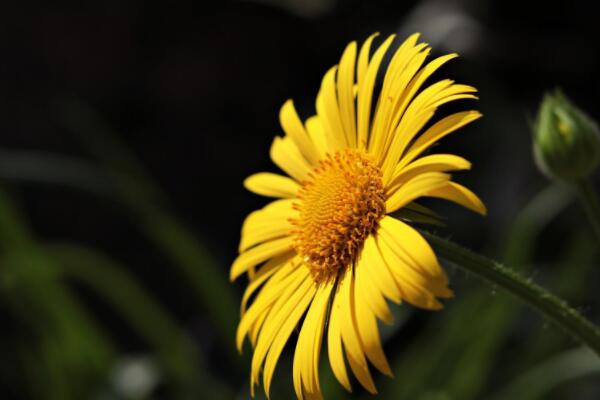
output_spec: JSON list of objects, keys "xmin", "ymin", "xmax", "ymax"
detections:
[{"xmin": 533, "ymin": 89, "xmax": 600, "ymax": 181}]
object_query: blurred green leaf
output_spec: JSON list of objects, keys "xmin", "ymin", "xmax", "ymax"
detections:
[
  {"xmin": 514, "ymin": 229, "xmax": 598, "ymax": 367},
  {"xmin": 0, "ymin": 186, "xmax": 116, "ymax": 399},
  {"xmin": 54, "ymin": 95, "xmax": 161, "ymax": 200},
  {"xmin": 502, "ymin": 184, "xmax": 573, "ymax": 266},
  {"xmin": 55, "ymin": 97, "xmax": 239, "ymax": 361},
  {"xmin": 47, "ymin": 242, "xmax": 232, "ymax": 397},
  {"xmin": 0, "ymin": 150, "xmax": 115, "ymax": 198},
  {"xmin": 379, "ymin": 289, "xmax": 488, "ymax": 399},
  {"xmin": 490, "ymin": 347, "xmax": 600, "ymax": 400}
]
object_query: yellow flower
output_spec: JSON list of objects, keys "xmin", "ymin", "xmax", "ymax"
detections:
[{"xmin": 230, "ymin": 33, "xmax": 486, "ymax": 399}]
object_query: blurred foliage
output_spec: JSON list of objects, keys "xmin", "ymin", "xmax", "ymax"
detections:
[
  {"xmin": 0, "ymin": 187, "xmax": 115, "ymax": 399},
  {"xmin": 0, "ymin": 99, "xmax": 239, "ymax": 398}
]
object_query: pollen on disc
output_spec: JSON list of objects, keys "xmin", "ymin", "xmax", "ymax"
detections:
[{"xmin": 290, "ymin": 149, "xmax": 386, "ymax": 282}]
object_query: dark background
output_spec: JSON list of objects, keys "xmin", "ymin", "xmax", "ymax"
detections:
[{"xmin": 1, "ymin": 0, "xmax": 600, "ymax": 399}]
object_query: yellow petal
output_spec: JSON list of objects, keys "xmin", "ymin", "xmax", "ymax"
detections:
[
  {"xmin": 354, "ymin": 277, "xmax": 393, "ymax": 376},
  {"xmin": 241, "ymin": 252, "xmax": 294, "ymax": 314},
  {"xmin": 337, "ymin": 41, "xmax": 357, "ymax": 148},
  {"xmin": 244, "ymin": 172, "xmax": 300, "ymax": 198},
  {"xmin": 237, "ymin": 261, "xmax": 301, "ymax": 350},
  {"xmin": 383, "ymin": 53, "xmax": 458, "ymax": 144},
  {"xmin": 355, "ymin": 247, "xmax": 394, "ymax": 324},
  {"xmin": 239, "ymin": 221, "xmax": 292, "ymax": 252},
  {"xmin": 369, "ymin": 38, "xmax": 429, "ymax": 160},
  {"xmin": 375, "ymin": 233, "xmax": 447, "ymax": 309},
  {"xmin": 385, "ymin": 172, "xmax": 450, "ymax": 213},
  {"xmin": 327, "ymin": 277, "xmax": 352, "ymax": 392},
  {"xmin": 357, "ymin": 33, "xmax": 379, "ymax": 89},
  {"xmin": 239, "ymin": 201, "xmax": 293, "ymax": 252},
  {"xmin": 249, "ymin": 306, "xmax": 270, "ymax": 348},
  {"xmin": 383, "ymin": 273, "xmax": 444, "ymax": 309},
  {"xmin": 305, "ymin": 116, "xmax": 329, "ymax": 159},
  {"xmin": 399, "ymin": 110, "xmax": 482, "ymax": 170},
  {"xmin": 316, "ymin": 66, "xmax": 347, "ymax": 150},
  {"xmin": 249, "ymin": 262, "xmax": 302, "ymax": 347},
  {"xmin": 242, "ymin": 199, "xmax": 295, "ymax": 235},
  {"xmin": 339, "ymin": 266, "xmax": 377, "ymax": 394},
  {"xmin": 357, "ymin": 35, "xmax": 395, "ymax": 150},
  {"xmin": 426, "ymin": 181, "xmax": 487, "ymax": 215},
  {"xmin": 230, "ymin": 237, "xmax": 293, "ymax": 281},
  {"xmin": 429, "ymin": 93, "xmax": 478, "ymax": 109},
  {"xmin": 280, "ymin": 100, "xmax": 320, "ymax": 165},
  {"xmin": 378, "ymin": 216, "xmax": 448, "ymax": 284},
  {"xmin": 240, "ymin": 200, "xmax": 295, "ymax": 253},
  {"xmin": 387, "ymin": 154, "xmax": 471, "ymax": 196},
  {"xmin": 378, "ymin": 36, "xmax": 425, "ymax": 114},
  {"xmin": 309, "ymin": 288, "xmax": 331, "ymax": 399},
  {"xmin": 362, "ymin": 235, "xmax": 402, "ymax": 304},
  {"xmin": 263, "ymin": 275, "xmax": 317, "ymax": 398},
  {"xmin": 270, "ymin": 136, "xmax": 313, "ymax": 182},
  {"xmin": 293, "ymin": 281, "xmax": 334, "ymax": 399},
  {"xmin": 251, "ymin": 268, "xmax": 312, "ymax": 390},
  {"xmin": 380, "ymin": 79, "xmax": 456, "ymax": 180}
]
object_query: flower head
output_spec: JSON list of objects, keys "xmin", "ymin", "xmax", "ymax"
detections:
[
  {"xmin": 533, "ymin": 89, "xmax": 600, "ymax": 181},
  {"xmin": 231, "ymin": 33, "xmax": 486, "ymax": 399}
]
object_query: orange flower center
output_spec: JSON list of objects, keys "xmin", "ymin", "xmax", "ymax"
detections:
[{"xmin": 291, "ymin": 149, "xmax": 386, "ymax": 282}]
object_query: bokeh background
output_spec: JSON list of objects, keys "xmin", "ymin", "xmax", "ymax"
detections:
[{"xmin": 1, "ymin": 0, "xmax": 600, "ymax": 399}]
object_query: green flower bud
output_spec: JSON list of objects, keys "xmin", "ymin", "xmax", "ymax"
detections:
[{"xmin": 533, "ymin": 89, "xmax": 600, "ymax": 181}]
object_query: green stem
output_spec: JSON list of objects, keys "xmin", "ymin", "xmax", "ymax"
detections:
[
  {"xmin": 423, "ymin": 232, "xmax": 600, "ymax": 357},
  {"xmin": 56, "ymin": 99, "xmax": 241, "ymax": 365},
  {"xmin": 574, "ymin": 179, "xmax": 600, "ymax": 243},
  {"xmin": 47, "ymin": 244, "xmax": 200, "ymax": 388}
]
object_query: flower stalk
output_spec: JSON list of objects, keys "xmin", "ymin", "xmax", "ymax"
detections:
[
  {"xmin": 423, "ymin": 231, "xmax": 600, "ymax": 357},
  {"xmin": 574, "ymin": 179, "xmax": 600, "ymax": 243}
]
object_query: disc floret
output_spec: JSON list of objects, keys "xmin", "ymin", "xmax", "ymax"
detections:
[{"xmin": 291, "ymin": 149, "xmax": 386, "ymax": 282}]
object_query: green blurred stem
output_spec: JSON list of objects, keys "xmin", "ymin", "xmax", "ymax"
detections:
[
  {"xmin": 56, "ymin": 98, "xmax": 241, "ymax": 366},
  {"xmin": 490, "ymin": 347, "xmax": 600, "ymax": 400},
  {"xmin": 58, "ymin": 98, "xmax": 239, "ymax": 347},
  {"xmin": 47, "ymin": 245, "xmax": 201, "ymax": 387},
  {"xmin": 423, "ymin": 232, "xmax": 600, "ymax": 357},
  {"xmin": 574, "ymin": 179, "xmax": 600, "ymax": 243}
]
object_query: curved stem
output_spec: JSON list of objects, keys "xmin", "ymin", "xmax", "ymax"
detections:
[
  {"xmin": 574, "ymin": 179, "xmax": 600, "ymax": 243},
  {"xmin": 423, "ymin": 232, "xmax": 600, "ymax": 357}
]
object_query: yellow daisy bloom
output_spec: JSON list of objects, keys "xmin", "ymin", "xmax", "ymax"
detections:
[{"xmin": 231, "ymin": 32, "xmax": 486, "ymax": 399}]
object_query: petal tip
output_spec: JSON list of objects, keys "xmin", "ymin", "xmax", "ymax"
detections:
[{"xmin": 230, "ymin": 266, "xmax": 241, "ymax": 282}]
